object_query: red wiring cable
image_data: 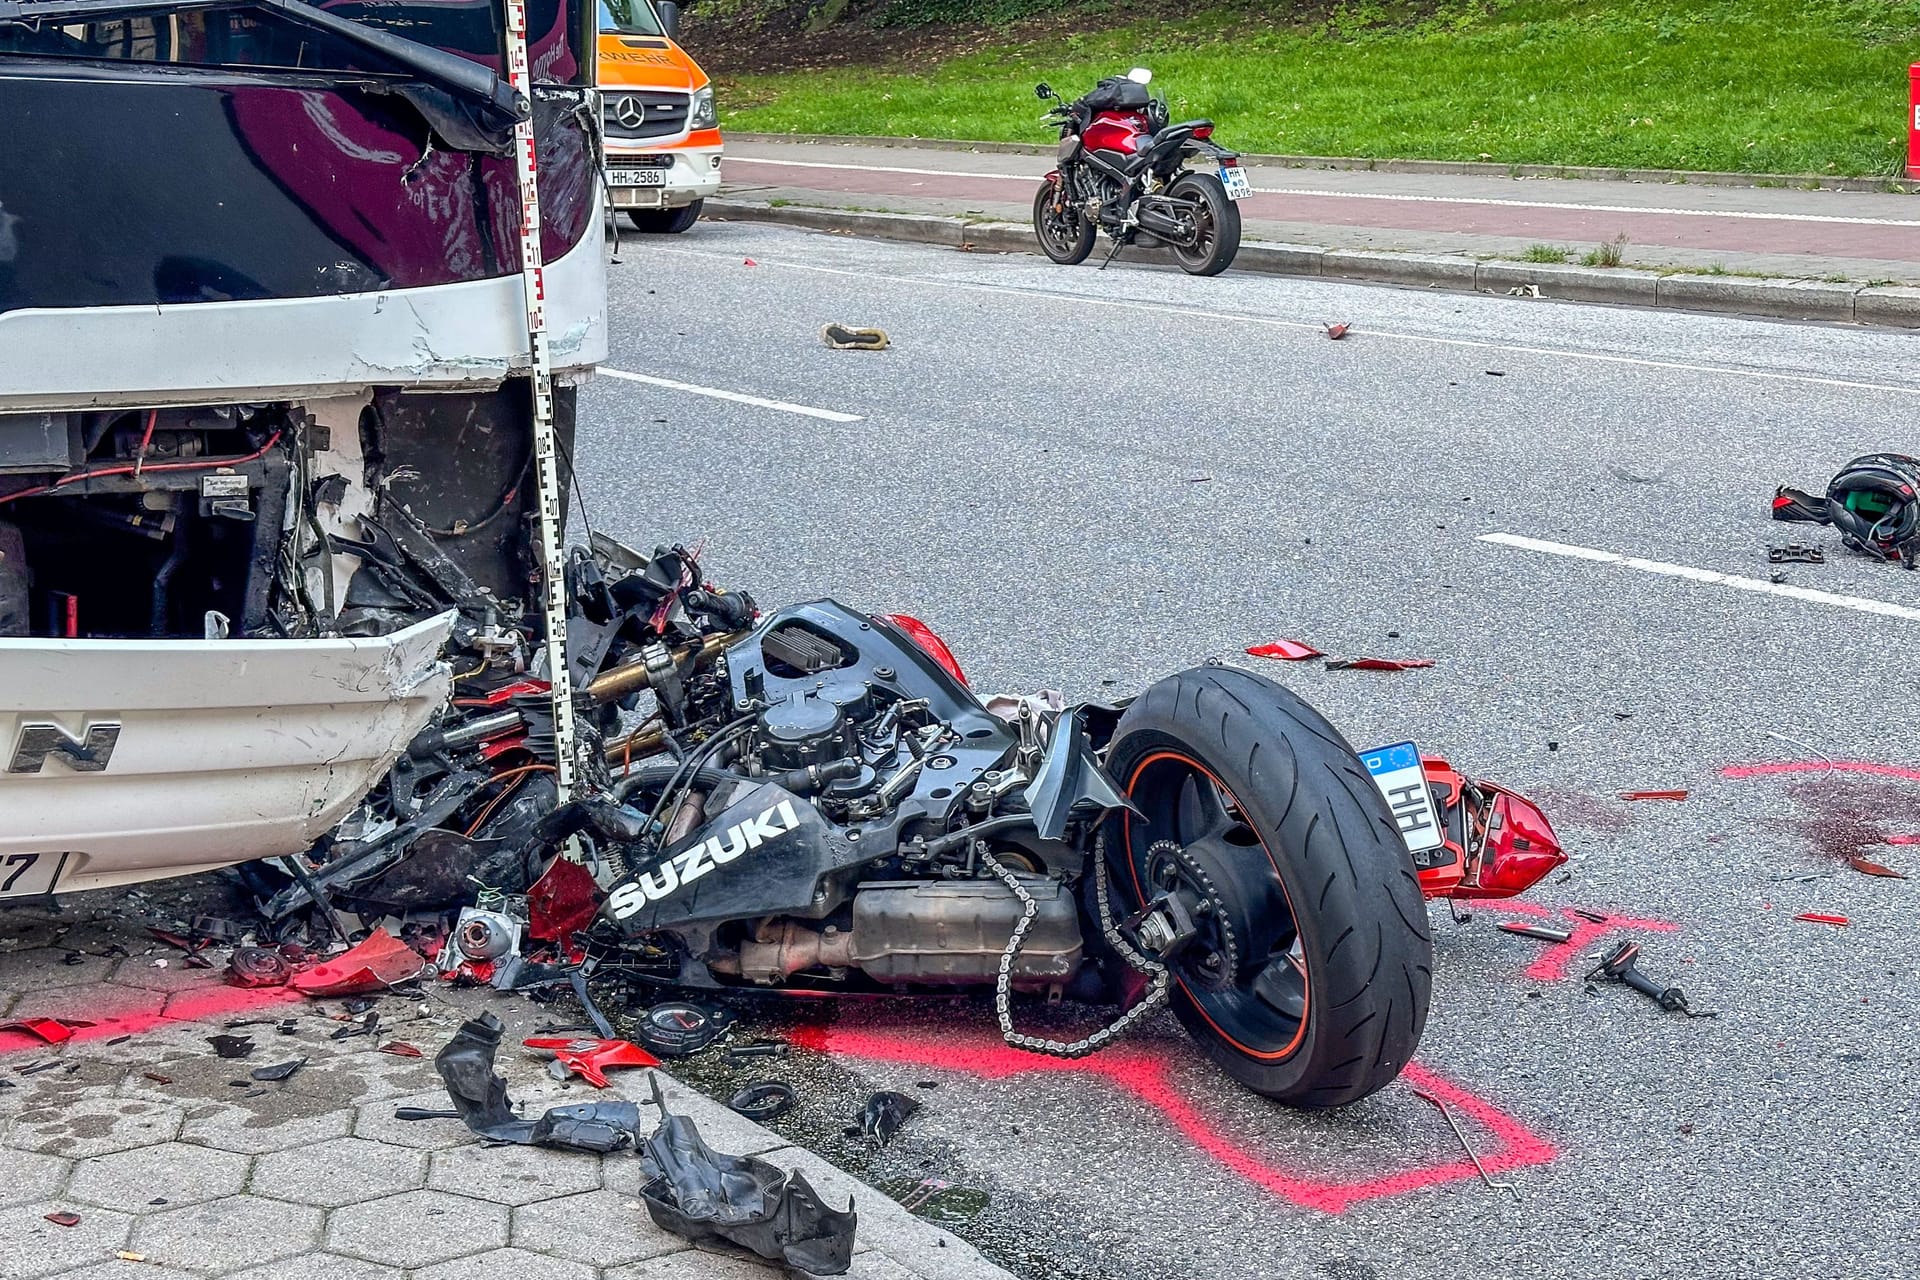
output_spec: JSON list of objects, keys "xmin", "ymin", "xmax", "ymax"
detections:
[
  {"xmin": 0, "ymin": 431, "xmax": 284, "ymax": 508},
  {"xmin": 131, "ymin": 408, "xmax": 158, "ymax": 480}
]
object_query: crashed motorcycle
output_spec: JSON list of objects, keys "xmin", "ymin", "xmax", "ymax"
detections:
[
  {"xmin": 1033, "ymin": 68, "xmax": 1248, "ymax": 276},
  {"xmin": 280, "ymin": 538, "xmax": 1566, "ymax": 1109}
]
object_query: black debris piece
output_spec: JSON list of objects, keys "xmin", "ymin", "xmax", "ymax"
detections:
[
  {"xmin": 330, "ymin": 1013, "xmax": 381, "ymax": 1041},
  {"xmin": 724, "ymin": 1039, "xmax": 789, "ymax": 1064},
  {"xmin": 641, "ymin": 1076, "xmax": 856, "ymax": 1276},
  {"xmin": 1586, "ymin": 941, "xmax": 1714, "ymax": 1017},
  {"xmin": 207, "ymin": 1034, "xmax": 255, "ymax": 1059},
  {"xmin": 432, "ymin": 1012, "xmax": 641, "ymax": 1152},
  {"xmin": 857, "ymin": 1091, "xmax": 920, "ymax": 1146},
  {"xmin": 343, "ymin": 997, "xmax": 377, "ymax": 1015},
  {"xmin": 251, "ymin": 1058, "xmax": 307, "ymax": 1083},
  {"xmin": 727, "ymin": 1081, "xmax": 796, "ymax": 1123}
]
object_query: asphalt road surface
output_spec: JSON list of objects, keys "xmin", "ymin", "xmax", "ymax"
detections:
[{"xmin": 577, "ymin": 221, "xmax": 1920, "ymax": 1280}]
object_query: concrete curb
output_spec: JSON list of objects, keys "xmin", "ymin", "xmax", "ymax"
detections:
[
  {"xmin": 630, "ymin": 1071, "xmax": 1020, "ymax": 1280},
  {"xmin": 728, "ymin": 132, "xmax": 1920, "ymax": 195},
  {"xmin": 707, "ymin": 198, "xmax": 1920, "ymax": 329}
]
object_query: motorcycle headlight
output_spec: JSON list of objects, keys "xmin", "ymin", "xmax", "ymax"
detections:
[{"xmin": 689, "ymin": 86, "xmax": 716, "ymax": 130}]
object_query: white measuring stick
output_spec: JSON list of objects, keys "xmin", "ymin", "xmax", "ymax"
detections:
[{"xmin": 501, "ymin": 0, "xmax": 579, "ymax": 800}]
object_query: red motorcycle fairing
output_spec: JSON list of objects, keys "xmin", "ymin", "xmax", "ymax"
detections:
[
  {"xmin": 1083, "ymin": 111, "xmax": 1152, "ymax": 155},
  {"xmin": 1414, "ymin": 757, "xmax": 1566, "ymax": 901}
]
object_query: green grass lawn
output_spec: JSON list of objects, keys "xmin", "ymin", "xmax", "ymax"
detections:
[{"xmin": 716, "ymin": 0, "xmax": 1920, "ymax": 175}]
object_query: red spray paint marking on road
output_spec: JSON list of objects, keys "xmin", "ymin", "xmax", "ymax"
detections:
[
  {"xmin": 1495, "ymin": 901, "xmax": 1677, "ymax": 982},
  {"xmin": 0, "ymin": 981, "xmax": 304, "ymax": 1054},
  {"xmin": 788, "ymin": 1024, "xmax": 1555, "ymax": 1214},
  {"xmin": 1721, "ymin": 761, "xmax": 1920, "ymax": 783}
]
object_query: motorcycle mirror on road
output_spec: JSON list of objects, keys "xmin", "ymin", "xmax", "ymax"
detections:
[{"xmin": 1125, "ymin": 66, "xmax": 1153, "ymax": 84}]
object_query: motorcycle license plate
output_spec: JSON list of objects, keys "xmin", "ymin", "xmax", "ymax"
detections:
[
  {"xmin": 1359, "ymin": 742, "xmax": 1444, "ymax": 855},
  {"xmin": 607, "ymin": 168, "xmax": 668, "ymax": 187},
  {"xmin": 1219, "ymin": 163, "xmax": 1252, "ymax": 201}
]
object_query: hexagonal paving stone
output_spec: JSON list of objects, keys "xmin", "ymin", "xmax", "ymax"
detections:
[
  {"xmin": 223, "ymin": 1253, "xmax": 404, "ymax": 1280},
  {"xmin": 254, "ymin": 1136, "xmax": 426, "ymax": 1208},
  {"xmin": 177, "ymin": 1098, "xmax": 352, "ymax": 1156},
  {"xmin": 67, "ymin": 1141, "xmax": 251, "ymax": 1213},
  {"xmin": 353, "ymin": 1090, "xmax": 480, "ymax": 1150},
  {"xmin": 414, "ymin": 1246, "xmax": 599, "ymax": 1280},
  {"xmin": 0, "ymin": 947, "xmax": 118, "ymax": 994},
  {"xmin": 512, "ymin": 1188, "xmax": 683, "ymax": 1268},
  {"xmin": 128, "ymin": 1194, "xmax": 323, "ymax": 1272},
  {"xmin": 605, "ymin": 1252, "xmax": 784, "ymax": 1280},
  {"xmin": 0, "ymin": 1200, "xmax": 133, "ymax": 1279},
  {"xmin": 427, "ymin": 1142, "xmax": 602, "ymax": 1206},
  {"xmin": 4, "ymin": 1098, "xmax": 183, "ymax": 1159},
  {"xmin": 327, "ymin": 1189, "xmax": 508, "ymax": 1268},
  {"xmin": 0, "ymin": 1150, "xmax": 70, "ymax": 1207}
]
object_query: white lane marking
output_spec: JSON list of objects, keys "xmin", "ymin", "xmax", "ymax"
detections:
[
  {"xmin": 599, "ymin": 368, "xmax": 862, "ymax": 422},
  {"xmin": 644, "ymin": 246, "xmax": 1920, "ymax": 398},
  {"xmin": 1478, "ymin": 532, "xmax": 1920, "ymax": 622},
  {"xmin": 727, "ymin": 156, "xmax": 1920, "ymax": 229}
]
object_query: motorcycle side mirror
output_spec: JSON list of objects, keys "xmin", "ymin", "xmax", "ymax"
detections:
[
  {"xmin": 1035, "ymin": 83, "xmax": 1053, "ymax": 100},
  {"xmin": 1125, "ymin": 66, "xmax": 1152, "ymax": 85}
]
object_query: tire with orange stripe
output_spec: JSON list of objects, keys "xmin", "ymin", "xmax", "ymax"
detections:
[{"xmin": 1106, "ymin": 666, "xmax": 1432, "ymax": 1107}]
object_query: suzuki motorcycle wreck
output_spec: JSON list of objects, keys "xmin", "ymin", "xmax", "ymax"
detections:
[
  {"xmin": 274, "ymin": 539, "xmax": 1565, "ymax": 1110},
  {"xmin": 1033, "ymin": 67, "xmax": 1248, "ymax": 276}
]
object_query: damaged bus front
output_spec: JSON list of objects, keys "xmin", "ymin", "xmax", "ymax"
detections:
[{"xmin": 0, "ymin": 0, "xmax": 606, "ymax": 893}]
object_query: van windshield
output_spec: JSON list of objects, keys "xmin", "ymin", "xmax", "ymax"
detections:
[{"xmin": 598, "ymin": 0, "xmax": 664, "ymax": 36}]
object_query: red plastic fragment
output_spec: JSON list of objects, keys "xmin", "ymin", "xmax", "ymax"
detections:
[
  {"xmin": 1245, "ymin": 640, "xmax": 1322, "ymax": 661},
  {"xmin": 522, "ymin": 1037, "xmax": 660, "ymax": 1089},
  {"xmin": 1323, "ymin": 322, "xmax": 1350, "ymax": 340},
  {"xmin": 0, "ymin": 1018, "xmax": 96, "ymax": 1045},
  {"xmin": 1325, "ymin": 656, "xmax": 1435, "ymax": 671},
  {"xmin": 1794, "ymin": 913, "xmax": 1850, "ymax": 927},
  {"xmin": 743, "ymin": 258, "xmax": 758, "ymax": 266},
  {"xmin": 288, "ymin": 929, "xmax": 427, "ymax": 997},
  {"xmin": 377, "ymin": 1041, "xmax": 423, "ymax": 1058},
  {"xmin": 877, "ymin": 613, "xmax": 968, "ymax": 687},
  {"xmin": 1618, "ymin": 789, "xmax": 1690, "ymax": 801},
  {"xmin": 44, "ymin": 1212, "xmax": 81, "ymax": 1227},
  {"xmin": 527, "ymin": 856, "xmax": 603, "ymax": 946},
  {"xmin": 1848, "ymin": 856, "xmax": 1907, "ymax": 879}
]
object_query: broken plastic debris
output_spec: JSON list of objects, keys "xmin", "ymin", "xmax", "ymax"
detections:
[
  {"xmin": 207, "ymin": 1034, "xmax": 255, "ymax": 1059},
  {"xmin": 640, "ymin": 1075, "xmax": 856, "ymax": 1276},
  {"xmin": 1794, "ymin": 912, "xmax": 1850, "ymax": 927},
  {"xmin": 856, "ymin": 1091, "xmax": 919, "ymax": 1145},
  {"xmin": 377, "ymin": 1041, "xmax": 423, "ymax": 1058},
  {"xmin": 1323, "ymin": 321, "xmax": 1350, "ymax": 340},
  {"xmin": 0, "ymin": 1017, "xmax": 96, "ymax": 1045},
  {"xmin": 288, "ymin": 928, "xmax": 427, "ymax": 996},
  {"xmin": 727, "ymin": 1080, "xmax": 797, "ymax": 1122},
  {"xmin": 527, "ymin": 856, "xmax": 600, "ymax": 945},
  {"xmin": 250, "ymin": 1058, "xmax": 307, "ymax": 1083},
  {"xmin": 523, "ymin": 1037, "xmax": 660, "ymax": 1089},
  {"xmin": 1618, "ymin": 789, "xmax": 1690, "ymax": 801},
  {"xmin": 1847, "ymin": 856, "xmax": 1906, "ymax": 879},
  {"xmin": 1245, "ymin": 639, "xmax": 1322, "ymax": 661},
  {"xmin": 1325, "ymin": 656, "xmax": 1435, "ymax": 671},
  {"xmin": 820, "ymin": 323, "xmax": 889, "ymax": 351},
  {"xmin": 43, "ymin": 1212, "xmax": 81, "ymax": 1227},
  {"xmin": 433, "ymin": 1012, "xmax": 641, "ymax": 1152}
]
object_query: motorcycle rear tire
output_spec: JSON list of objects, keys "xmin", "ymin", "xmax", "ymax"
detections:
[
  {"xmin": 1032, "ymin": 180, "xmax": 1096, "ymax": 265},
  {"xmin": 1166, "ymin": 173, "xmax": 1240, "ymax": 277},
  {"xmin": 1104, "ymin": 666, "xmax": 1432, "ymax": 1107}
]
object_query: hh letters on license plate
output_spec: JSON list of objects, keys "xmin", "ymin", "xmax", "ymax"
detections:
[
  {"xmin": 0, "ymin": 852, "xmax": 67, "ymax": 898},
  {"xmin": 1360, "ymin": 742, "xmax": 1443, "ymax": 854},
  {"xmin": 608, "ymin": 169, "xmax": 667, "ymax": 187},
  {"xmin": 1220, "ymin": 164, "xmax": 1252, "ymax": 200}
]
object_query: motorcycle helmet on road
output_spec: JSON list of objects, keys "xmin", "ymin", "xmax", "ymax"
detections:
[{"xmin": 1772, "ymin": 453, "xmax": 1920, "ymax": 568}]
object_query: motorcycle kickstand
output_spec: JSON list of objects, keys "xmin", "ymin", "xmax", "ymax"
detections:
[{"xmin": 1097, "ymin": 237, "xmax": 1126, "ymax": 271}]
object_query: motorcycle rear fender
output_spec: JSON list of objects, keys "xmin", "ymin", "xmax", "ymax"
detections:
[
  {"xmin": 1180, "ymin": 137, "xmax": 1237, "ymax": 162},
  {"xmin": 1023, "ymin": 706, "xmax": 1137, "ymax": 840}
]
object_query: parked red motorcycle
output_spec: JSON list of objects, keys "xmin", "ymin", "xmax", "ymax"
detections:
[{"xmin": 1032, "ymin": 68, "xmax": 1248, "ymax": 276}]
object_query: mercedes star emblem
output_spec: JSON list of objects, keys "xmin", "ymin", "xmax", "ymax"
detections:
[{"xmin": 612, "ymin": 96, "xmax": 647, "ymax": 129}]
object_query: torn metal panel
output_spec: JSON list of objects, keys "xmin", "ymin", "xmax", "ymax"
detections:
[{"xmin": 0, "ymin": 612, "xmax": 454, "ymax": 893}]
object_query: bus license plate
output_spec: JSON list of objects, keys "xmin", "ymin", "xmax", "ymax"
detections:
[{"xmin": 607, "ymin": 169, "xmax": 668, "ymax": 187}]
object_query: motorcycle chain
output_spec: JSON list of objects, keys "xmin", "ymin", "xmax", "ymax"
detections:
[{"xmin": 979, "ymin": 835, "xmax": 1171, "ymax": 1059}]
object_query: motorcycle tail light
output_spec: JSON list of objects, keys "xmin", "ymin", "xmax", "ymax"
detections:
[
  {"xmin": 1454, "ymin": 787, "xmax": 1566, "ymax": 900},
  {"xmin": 1193, "ymin": 124, "xmax": 1214, "ymax": 139},
  {"xmin": 877, "ymin": 612, "xmax": 968, "ymax": 687}
]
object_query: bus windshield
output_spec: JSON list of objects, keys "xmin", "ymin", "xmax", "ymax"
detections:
[{"xmin": 598, "ymin": 0, "xmax": 663, "ymax": 36}]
